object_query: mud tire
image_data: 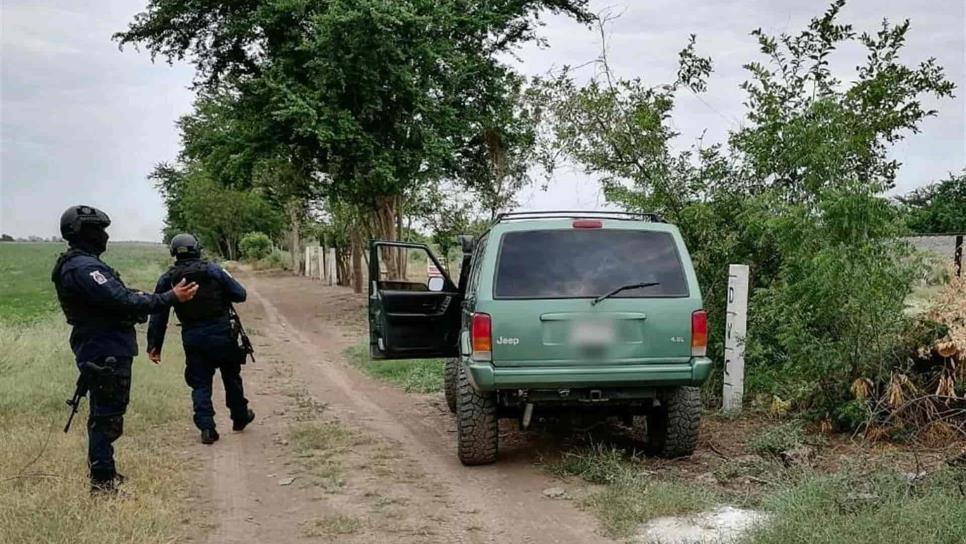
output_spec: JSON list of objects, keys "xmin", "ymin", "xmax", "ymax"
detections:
[
  {"xmin": 443, "ymin": 358, "xmax": 458, "ymax": 413},
  {"xmin": 456, "ymin": 365, "xmax": 498, "ymax": 465},
  {"xmin": 645, "ymin": 386, "xmax": 700, "ymax": 458}
]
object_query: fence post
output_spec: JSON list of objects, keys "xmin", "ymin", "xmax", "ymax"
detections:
[
  {"xmin": 304, "ymin": 247, "xmax": 310, "ymax": 276},
  {"xmin": 955, "ymin": 235, "xmax": 963, "ymax": 278},
  {"xmin": 326, "ymin": 248, "xmax": 337, "ymax": 286},
  {"xmin": 723, "ymin": 264, "xmax": 749, "ymax": 412},
  {"xmin": 317, "ymin": 247, "xmax": 324, "ymax": 280}
]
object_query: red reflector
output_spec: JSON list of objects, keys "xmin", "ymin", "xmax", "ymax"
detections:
[
  {"xmin": 691, "ymin": 310, "xmax": 708, "ymax": 357},
  {"xmin": 573, "ymin": 219, "xmax": 602, "ymax": 228},
  {"xmin": 471, "ymin": 313, "xmax": 492, "ymax": 360}
]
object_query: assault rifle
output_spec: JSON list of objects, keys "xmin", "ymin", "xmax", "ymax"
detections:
[
  {"xmin": 229, "ymin": 306, "xmax": 256, "ymax": 364},
  {"xmin": 64, "ymin": 360, "xmax": 113, "ymax": 433}
]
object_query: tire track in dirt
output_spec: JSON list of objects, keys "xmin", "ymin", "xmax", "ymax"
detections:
[{"xmin": 245, "ymin": 272, "xmax": 613, "ymax": 544}]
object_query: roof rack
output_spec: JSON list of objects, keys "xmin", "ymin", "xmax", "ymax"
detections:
[{"xmin": 493, "ymin": 210, "xmax": 665, "ymax": 224}]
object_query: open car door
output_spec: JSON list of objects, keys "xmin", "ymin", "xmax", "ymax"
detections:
[{"xmin": 368, "ymin": 241, "xmax": 462, "ymax": 359}]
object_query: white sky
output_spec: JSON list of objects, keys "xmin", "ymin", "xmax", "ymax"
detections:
[{"xmin": 2, "ymin": 0, "xmax": 963, "ymax": 240}]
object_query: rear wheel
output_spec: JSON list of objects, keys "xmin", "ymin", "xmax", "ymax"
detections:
[
  {"xmin": 645, "ymin": 386, "xmax": 700, "ymax": 458},
  {"xmin": 456, "ymin": 366, "xmax": 498, "ymax": 465},
  {"xmin": 443, "ymin": 358, "xmax": 458, "ymax": 413}
]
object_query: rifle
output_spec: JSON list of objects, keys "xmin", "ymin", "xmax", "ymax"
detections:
[
  {"xmin": 229, "ymin": 305, "xmax": 256, "ymax": 364},
  {"xmin": 64, "ymin": 361, "xmax": 112, "ymax": 433}
]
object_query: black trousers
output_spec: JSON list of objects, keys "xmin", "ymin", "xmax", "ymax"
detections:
[{"xmin": 183, "ymin": 342, "xmax": 248, "ymax": 431}]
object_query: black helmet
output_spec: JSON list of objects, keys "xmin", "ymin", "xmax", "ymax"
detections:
[
  {"xmin": 60, "ymin": 205, "xmax": 111, "ymax": 240},
  {"xmin": 170, "ymin": 233, "xmax": 202, "ymax": 258}
]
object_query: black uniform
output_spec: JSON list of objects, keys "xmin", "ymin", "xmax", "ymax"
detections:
[
  {"xmin": 52, "ymin": 247, "xmax": 175, "ymax": 485},
  {"xmin": 147, "ymin": 258, "xmax": 250, "ymax": 432}
]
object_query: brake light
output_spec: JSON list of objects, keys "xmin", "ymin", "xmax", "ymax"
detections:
[
  {"xmin": 691, "ymin": 310, "xmax": 708, "ymax": 357},
  {"xmin": 471, "ymin": 313, "xmax": 492, "ymax": 361},
  {"xmin": 572, "ymin": 219, "xmax": 602, "ymax": 229}
]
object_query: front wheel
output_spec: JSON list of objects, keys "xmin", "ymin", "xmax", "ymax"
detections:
[
  {"xmin": 443, "ymin": 358, "xmax": 458, "ymax": 413},
  {"xmin": 645, "ymin": 386, "xmax": 701, "ymax": 458},
  {"xmin": 456, "ymin": 366, "xmax": 498, "ymax": 465}
]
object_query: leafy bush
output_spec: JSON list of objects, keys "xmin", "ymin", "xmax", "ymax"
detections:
[
  {"xmin": 239, "ymin": 231, "xmax": 273, "ymax": 261},
  {"xmin": 536, "ymin": 2, "xmax": 954, "ymax": 428},
  {"xmin": 252, "ymin": 249, "xmax": 289, "ymax": 271}
]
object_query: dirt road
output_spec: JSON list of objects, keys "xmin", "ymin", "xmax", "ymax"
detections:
[{"xmin": 191, "ymin": 271, "xmax": 612, "ymax": 544}]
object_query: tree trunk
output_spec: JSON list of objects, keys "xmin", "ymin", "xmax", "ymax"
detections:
[
  {"xmin": 351, "ymin": 228, "xmax": 364, "ymax": 294},
  {"xmin": 371, "ymin": 194, "xmax": 402, "ymax": 278},
  {"xmin": 287, "ymin": 201, "xmax": 303, "ymax": 275}
]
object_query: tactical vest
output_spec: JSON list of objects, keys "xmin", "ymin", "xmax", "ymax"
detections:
[
  {"xmin": 51, "ymin": 249, "xmax": 140, "ymax": 327},
  {"xmin": 168, "ymin": 259, "xmax": 229, "ymax": 324}
]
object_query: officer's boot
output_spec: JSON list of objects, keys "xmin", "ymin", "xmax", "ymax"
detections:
[
  {"xmin": 90, "ymin": 471, "xmax": 125, "ymax": 496},
  {"xmin": 232, "ymin": 408, "xmax": 256, "ymax": 431},
  {"xmin": 201, "ymin": 428, "xmax": 220, "ymax": 445}
]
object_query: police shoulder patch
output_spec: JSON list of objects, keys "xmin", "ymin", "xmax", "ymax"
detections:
[{"xmin": 89, "ymin": 270, "xmax": 109, "ymax": 285}]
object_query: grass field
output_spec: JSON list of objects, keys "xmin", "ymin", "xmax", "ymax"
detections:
[{"xmin": 0, "ymin": 242, "xmax": 196, "ymax": 544}]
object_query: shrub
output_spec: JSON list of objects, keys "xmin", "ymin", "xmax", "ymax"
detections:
[
  {"xmin": 239, "ymin": 231, "xmax": 272, "ymax": 261},
  {"xmin": 252, "ymin": 249, "xmax": 289, "ymax": 271}
]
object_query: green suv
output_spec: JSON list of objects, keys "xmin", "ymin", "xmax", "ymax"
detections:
[{"xmin": 368, "ymin": 211, "xmax": 711, "ymax": 465}]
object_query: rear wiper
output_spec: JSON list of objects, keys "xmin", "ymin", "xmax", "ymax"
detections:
[{"xmin": 591, "ymin": 282, "xmax": 661, "ymax": 306}]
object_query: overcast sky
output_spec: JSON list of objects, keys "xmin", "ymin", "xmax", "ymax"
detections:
[{"xmin": 2, "ymin": 0, "xmax": 963, "ymax": 240}]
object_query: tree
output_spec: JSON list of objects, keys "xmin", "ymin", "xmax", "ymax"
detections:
[
  {"xmin": 900, "ymin": 171, "xmax": 966, "ymax": 234},
  {"xmin": 116, "ymin": 0, "xmax": 594, "ymax": 252},
  {"xmin": 164, "ymin": 165, "xmax": 282, "ymax": 259},
  {"xmin": 537, "ymin": 1, "xmax": 955, "ymax": 420}
]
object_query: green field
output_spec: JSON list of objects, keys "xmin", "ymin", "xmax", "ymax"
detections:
[
  {"xmin": 0, "ymin": 242, "xmax": 173, "ymax": 324},
  {"xmin": 0, "ymin": 242, "xmax": 196, "ymax": 544}
]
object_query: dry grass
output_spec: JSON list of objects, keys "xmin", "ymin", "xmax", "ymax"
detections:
[
  {"xmin": 0, "ymin": 317, "xmax": 196, "ymax": 544},
  {"xmin": 0, "ymin": 243, "xmax": 200, "ymax": 544}
]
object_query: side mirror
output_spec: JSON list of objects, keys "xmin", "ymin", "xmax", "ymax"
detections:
[
  {"xmin": 427, "ymin": 276, "xmax": 445, "ymax": 292},
  {"xmin": 458, "ymin": 235, "xmax": 475, "ymax": 254}
]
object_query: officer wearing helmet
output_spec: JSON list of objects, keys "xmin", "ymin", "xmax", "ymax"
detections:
[
  {"xmin": 147, "ymin": 233, "xmax": 254, "ymax": 445},
  {"xmin": 52, "ymin": 205, "xmax": 198, "ymax": 493}
]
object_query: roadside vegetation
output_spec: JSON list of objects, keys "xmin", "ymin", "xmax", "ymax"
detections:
[
  {"xmin": 0, "ymin": 243, "xmax": 196, "ymax": 544},
  {"xmin": 344, "ymin": 344, "xmax": 443, "ymax": 394},
  {"xmin": 543, "ymin": 417, "xmax": 966, "ymax": 542}
]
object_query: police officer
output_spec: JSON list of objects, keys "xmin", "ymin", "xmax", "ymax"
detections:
[
  {"xmin": 52, "ymin": 205, "xmax": 198, "ymax": 493},
  {"xmin": 147, "ymin": 234, "xmax": 254, "ymax": 445}
]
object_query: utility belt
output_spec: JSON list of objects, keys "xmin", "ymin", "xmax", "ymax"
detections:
[{"xmin": 67, "ymin": 313, "xmax": 147, "ymax": 329}]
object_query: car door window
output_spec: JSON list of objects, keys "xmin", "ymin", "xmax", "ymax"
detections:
[{"xmin": 376, "ymin": 245, "xmax": 448, "ymax": 292}]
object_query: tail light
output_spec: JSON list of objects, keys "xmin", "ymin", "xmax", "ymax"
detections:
[
  {"xmin": 572, "ymin": 219, "xmax": 602, "ymax": 229},
  {"xmin": 691, "ymin": 310, "xmax": 708, "ymax": 357},
  {"xmin": 471, "ymin": 313, "xmax": 492, "ymax": 361}
]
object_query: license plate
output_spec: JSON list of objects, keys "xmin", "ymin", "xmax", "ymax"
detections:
[{"xmin": 570, "ymin": 320, "xmax": 616, "ymax": 345}]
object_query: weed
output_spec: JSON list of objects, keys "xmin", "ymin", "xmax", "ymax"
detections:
[
  {"xmin": 747, "ymin": 421, "xmax": 825, "ymax": 457},
  {"xmin": 546, "ymin": 442, "xmax": 719, "ymax": 537},
  {"xmin": 301, "ymin": 514, "xmax": 362, "ymax": 537},
  {"xmin": 748, "ymin": 467, "xmax": 966, "ymax": 544},
  {"xmin": 288, "ymin": 421, "xmax": 353, "ymax": 491}
]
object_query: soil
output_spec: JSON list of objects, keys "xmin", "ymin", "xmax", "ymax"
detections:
[{"xmin": 190, "ymin": 270, "xmax": 614, "ymax": 544}]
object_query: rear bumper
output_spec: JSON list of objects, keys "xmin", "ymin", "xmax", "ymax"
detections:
[{"xmin": 465, "ymin": 357, "xmax": 713, "ymax": 392}]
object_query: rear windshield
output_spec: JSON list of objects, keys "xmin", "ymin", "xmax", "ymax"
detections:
[{"xmin": 494, "ymin": 229, "xmax": 689, "ymax": 299}]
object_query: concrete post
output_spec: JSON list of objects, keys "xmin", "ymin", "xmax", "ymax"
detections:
[{"xmin": 723, "ymin": 264, "xmax": 749, "ymax": 412}]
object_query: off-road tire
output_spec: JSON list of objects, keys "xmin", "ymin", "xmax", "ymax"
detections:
[
  {"xmin": 456, "ymin": 366, "xmax": 498, "ymax": 465},
  {"xmin": 645, "ymin": 386, "xmax": 700, "ymax": 458},
  {"xmin": 443, "ymin": 358, "xmax": 458, "ymax": 413}
]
